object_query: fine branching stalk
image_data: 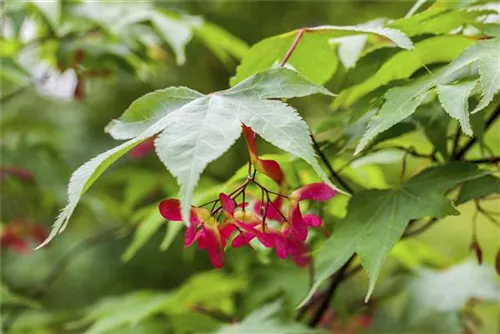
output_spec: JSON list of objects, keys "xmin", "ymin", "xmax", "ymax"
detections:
[
  {"xmin": 308, "ymin": 255, "xmax": 356, "ymax": 327},
  {"xmin": 454, "ymin": 104, "xmax": 500, "ymax": 160}
]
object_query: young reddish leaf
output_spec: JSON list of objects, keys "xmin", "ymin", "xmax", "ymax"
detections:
[
  {"xmin": 495, "ymin": 248, "xmax": 500, "ymax": 276},
  {"xmin": 470, "ymin": 239, "xmax": 483, "ymax": 265},
  {"xmin": 242, "ymin": 124, "xmax": 283, "ymax": 184}
]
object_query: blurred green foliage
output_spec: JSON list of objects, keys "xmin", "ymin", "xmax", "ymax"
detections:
[{"xmin": 1, "ymin": 1, "xmax": 499, "ymax": 334}]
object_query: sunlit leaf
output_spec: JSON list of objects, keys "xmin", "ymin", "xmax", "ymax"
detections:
[
  {"xmin": 355, "ymin": 38, "xmax": 500, "ymax": 154},
  {"xmin": 333, "ymin": 35, "xmax": 475, "ymax": 110},
  {"xmin": 231, "ymin": 24, "xmax": 412, "ymax": 86}
]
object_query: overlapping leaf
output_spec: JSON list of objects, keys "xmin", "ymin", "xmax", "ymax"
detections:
[
  {"xmin": 456, "ymin": 174, "xmax": 500, "ymax": 204},
  {"xmin": 39, "ymin": 68, "xmax": 337, "ymax": 248},
  {"xmin": 81, "ymin": 271, "xmax": 245, "ymax": 334},
  {"xmin": 332, "ymin": 35, "xmax": 475, "ymax": 110},
  {"xmin": 213, "ymin": 301, "xmax": 320, "ymax": 334},
  {"xmin": 355, "ymin": 38, "xmax": 500, "ymax": 154},
  {"xmin": 231, "ymin": 24, "xmax": 413, "ymax": 86},
  {"xmin": 300, "ymin": 163, "xmax": 486, "ymax": 307},
  {"xmin": 389, "ymin": 7, "xmax": 498, "ymax": 37}
]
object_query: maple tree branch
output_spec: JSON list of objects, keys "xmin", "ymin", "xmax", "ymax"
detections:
[
  {"xmin": 454, "ymin": 104, "xmax": 500, "ymax": 160},
  {"xmin": 280, "ymin": 28, "xmax": 306, "ymax": 67},
  {"xmin": 451, "ymin": 124, "xmax": 462, "ymax": 157},
  {"xmin": 308, "ymin": 255, "xmax": 355, "ymax": 327},
  {"xmin": 466, "ymin": 156, "xmax": 500, "ymax": 164},
  {"xmin": 311, "ymin": 135, "xmax": 353, "ymax": 193}
]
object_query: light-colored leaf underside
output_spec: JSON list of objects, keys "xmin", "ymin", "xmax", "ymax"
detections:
[{"xmin": 39, "ymin": 68, "xmax": 337, "ymax": 247}]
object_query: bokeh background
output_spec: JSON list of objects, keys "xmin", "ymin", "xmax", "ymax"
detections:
[{"xmin": 1, "ymin": 1, "xmax": 499, "ymax": 333}]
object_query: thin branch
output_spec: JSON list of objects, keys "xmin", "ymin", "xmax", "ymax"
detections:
[
  {"xmin": 191, "ymin": 305, "xmax": 234, "ymax": 322},
  {"xmin": 280, "ymin": 28, "xmax": 306, "ymax": 67},
  {"xmin": 454, "ymin": 104, "xmax": 500, "ymax": 159},
  {"xmin": 402, "ymin": 218, "xmax": 438, "ymax": 238},
  {"xmin": 311, "ymin": 135, "xmax": 353, "ymax": 193},
  {"xmin": 466, "ymin": 156, "xmax": 500, "ymax": 164},
  {"xmin": 308, "ymin": 255, "xmax": 355, "ymax": 327},
  {"xmin": 451, "ymin": 124, "xmax": 462, "ymax": 157},
  {"xmin": 0, "ymin": 84, "xmax": 34, "ymax": 104}
]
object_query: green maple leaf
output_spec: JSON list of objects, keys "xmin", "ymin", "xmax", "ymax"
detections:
[
  {"xmin": 355, "ymin": 38, "xmax": 500, "ymax": 154},
  {"xmin": 388, "ymin": 7, "xmax": 497, "ymax": 37},
  {"xmin": 38, "ymin": 68, "xmax": 337, "ymax": 248},
  {"xmin": 332, "ymin": 35, "xmax": 475, "ymax": 110},
  {"xmin": 299, "ymin": 163, "xmax": 486, "ymax": 307},
  {"xmin": 456, "ymin": 174, "xmax": 500, "ymax": 205},
  {"xmin": 231, "ymin": 24, "xmax": 413, "ymax": 86}
]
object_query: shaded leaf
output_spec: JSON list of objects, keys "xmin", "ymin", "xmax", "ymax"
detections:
[
  {"xmin": 390, "ymin": 239, "xmax": 451, "ymax": 270},
  {"xmin": 83, "ymin": 291, "xmax": 173, "ymax": 334},
  {"xmin": 0, "ymin": 284, "xmax": 39, "ymax": 308},
  {"xmin": 213, "ymin": 301, "xmax": 320, "ymax": 334},
  {"xmin": 122, "ymin": 206, "xmax": 164, "ymax": 262},
  {"xmin": 159, "ymin": 220, "xmax": 183, "ymax": 251},
  {"xmin": 81, "ymin": 271, "xmax": 245, "ymax": 334},
  {"xmin": 389, "ymin": 7, "xmax": 497, "ymax": 37},
  {"xmin": 301, "ymin": 163, "xmax": 485, "ymax": 306},
  {"xmin": 456, "ymin": 174, "xmax": 500, "ymax": 204},
  {"xmin": 194, "ymin": 21, "xmax": 249, "ymax": 65},
  {"xmin": 413, "ymin": 101, "xmax": 451, "ymax": 159}
]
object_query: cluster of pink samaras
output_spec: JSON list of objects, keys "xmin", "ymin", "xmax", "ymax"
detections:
[
  {"xmin": 159, "ymin": 125, "xmax": 336, "ymax": 268},
  {"xmin": 1, "ymin": 219, "xmax": 48, "ymax": 254}
]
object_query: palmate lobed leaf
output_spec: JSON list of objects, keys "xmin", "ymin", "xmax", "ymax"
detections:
[
  {"xmin": 38, "ymin": 68, "xmax": 338, "ymax": 248},
  {"xmin": 355, "ymin": 38, "xmax": 500, "ymax": 154},
  {"xmin": 456, "ymin": 174, "xmax": 500, "ymax": 205},
  {"xmin": 300, "ymin": 163, "xmax": 487, "ymax": 307}
]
